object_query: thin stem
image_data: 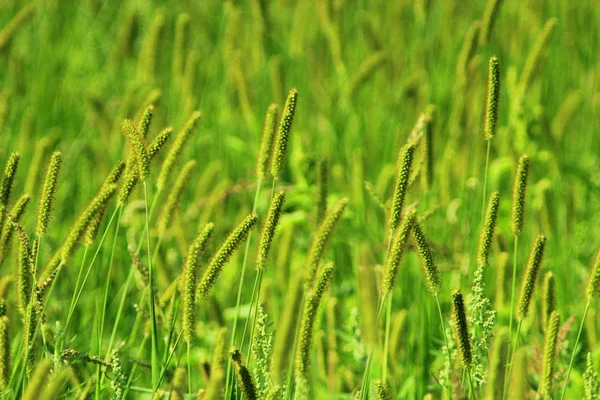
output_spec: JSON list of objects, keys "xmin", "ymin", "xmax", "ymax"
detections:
[
  {"xmin": 561, "ymin": 298, "xmax": 592, "ymax": 400},
  {"xmin": 502, "ymin": 235, "xmax": 519, "ymax": 400},
  {"xmin": 144, "ymin": 182, "xmax": 160, "ymax": 388},
  {"xmin": 187, "ymin": 342, "xmax": 192, "ymax": 398},
  {"xmin": 382, "ymin": 293, "xmax": 392, "ymax": 382},
  {"xmin": 504, "ymin": 319, "xmax": 523, "ymax": 400},
  {"xmin": 224, "ymin": 177, "xmax": 263, "ymax": 399},
  {"xmin": 434, "ymin": 292, "xmax": 453, "ymax": 399}
]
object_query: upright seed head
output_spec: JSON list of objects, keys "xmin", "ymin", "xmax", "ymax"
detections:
[
  {"xmin": 137, "ymin": 105, "xmax": 154, "ymax": 138},
  {"xmin": 22, "ymin": 358, "xmax": 52, "ymax": 400},
  {"xmin": 198, "ymin": 214, "xmax": 258, "ymax": 297},
  {"xmin": 382, "ymin": 209, "xmax": 416, "ymax": 295},
  {"xmin": 256, "ymin": 190, "xmax": 286, "ymax": 271},
  {"xmin": 0, "ymin": 194, "xmax": 30, "ymax": 262},
  {"xmin": 230, "ymin": 347, "xmax": 258, "ymax": 400},
  {"xmin": 182, "ymin": 223, "xmax": 214, "ymax": 343},
  {"xmin": 36, "ymin": 151, "xmax": 62, "ymax": 237},
  {"xmin": 157, "ymin": 111, "xmax": 201, "ymax": 190},
  {"xmin": 484, "ymin": 56, "xmax": 500, "ymax": 140},
  {"xmin": 148, "ymin": 126, "xmax": 173, "ymax": 159},
  {"xmin": 0, "ymin": 152, "xmax": 19, "ymax": 208},
  {"xmin": 374, "ymin": 380, "xmax": 392, "ymax": 400},
  {"xmin": 137, "ymin": 12, "xmax": 165, "ymax": 83},
  {"xmin": 173, "ymin": 13, "xmax": 191, "ymax": 80},
  {"xmin": 477, "ymin": 191, "xmax": 500, "ymax": 267},
  {"xmin": 541, "ymin": 271, "xmax": 556, "ymax": 331},
  {"xmin": 586, "ymin": 249, "xmax": 600, "ymax": 300},
  {"xmin": 389, "ymin": 144, "xmax": 415, "ymax": 231},
  {"xmin": 479, "ymin": 0, "xmax": 502, "ymax": 45},
  {"xmin": 122, "ymin": 119, "xmax": 150, "ymax": 180},
  {"xmin": 315, "ymin": 157, "xmax": 328, "ymax": 225},
  {"xmin": 517, "ymin": 234, "xmax": 546, "ymax": 320},
  {"xmin": 510, "ymin": 155, "xmax": 529, "ymax": 236},
  {"xmin": 271, "ymin": 88, "xmax": 298, "ymax": 178},
  {"xmin": 456, "ymin": 21, "xmax": 481, "ymax": 84},
  {"xmin": 451, "ymin": 289, "xmax": 472, "ymax": 366},
  {"xmin": 539, "ymin": 310, "xmax": 560, "ymax": 397},
  {"xmin": 412, "ymin": 220, "xmax": 441, "ymax": 294},
  {"xmin": 0, "ymin": 316, "xmax": 8, "ymax": 389},
  {"xmin": 15, "ymin": 221, "xmax": 33, "ymax": 315},
  {"xmin": 305, "ymin": 197, "xmax": 348, "ymax": 286},
  {"xmin": 519, "ymin": 18, "xmax": 558, "ymax": 96},
  {"xmin": 158, "ymin": 160, "xmax": 196, "ymax": 235},
  {"xmin": 257, "ymin": 104, "xmax": 279, "ymax": 179}
]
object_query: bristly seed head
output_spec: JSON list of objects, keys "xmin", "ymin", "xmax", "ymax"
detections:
[
  {"xmin": 36, "ymin": 151, "xmax": 62, "ymax": 237},
  {"xmin": 383, "ymin": 209, "xmax": 416, "ymax": 295},
  {"xmin": 412, "ymin": 219, "xmax": 440, "ymax": 294},
  {"xmin": 256, "ymin": 190, "xmax": 286, "ymax": 271},
  {"xmin": 451, "ymin": 289, "xmax": 472, "ymax": 366},
  {"xmin": 586, "ymin": 249, "xmax": 600, "ymax": 300},
  {"xmin": 0, "ymin": 152, "xmax": 19, "ymax": 208},
  {"xmin": 389, "ymin": 144, "xmax": 415, "ymax": 231},
  {"xmin": 477, "ymin": 191, "xmax": 500, "ymax": 267},
  {"xmin": 541, "ymin": 271, "xmax": 556, "ymax": 331},
  {"xmin": 511, "ymin": 155, "xmax": 529, "ymax": 236},
  {"xmin": 121, "ymin": 119, "xmax": 150, "ymax": 180},
  {"xmin": 271, "ymin": 88, "xmax": 298, "ymax": 178},
  {"xmin": 517, "ymin": 234, "xmax": 546, "ymax": 320},
  {"xmin": 484, "ymin": 56, "xmax": 500, "ymax": 140},
  {"xmin": 539, "ymin": 310, "xmax": 560, "ymax": 397},
  {"xmin": 257, "ymin": 104, "xmax": 279, "ymax": 179}
]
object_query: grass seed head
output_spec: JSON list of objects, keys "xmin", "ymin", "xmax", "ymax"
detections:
[
  {"xmin": 256, "ymin": 190, "xmax": 286, "ymax": 271},
  {"xmin": 586, "ymin": 249, "xmax": 600, "ymax": 299},
  {"xmin": 539, "ymin": 310, "xmax": 560, "ymax": 397},
  {"xmin": 36, "ymin": 151, "xmax": 62, "ymax": 237},
  {"xmin": 0, "ymin": 151, "xmax": 19, "ymax": 208},
  {"xmin": 136, "ymin": 105, "xmax": 154, "ymax": 138},
  {"xmin": 383, "ymin": 209, "xmax": 416, "ymax": 295},
  {"xmin": 389, "ymin": 144, "xmax": 415, "ymax": 231},
  {"xmin": 271, "ymin": 88, "xmax": 298, "ymax": 178},
  {"xmin": 230, "ymin": 347, "xmax": 258, "ymax": 400},
  {"xmin": 121, "ymin": 119, "xmax": 150, "ymax": 180},
  {"xmin": 510, "ymin": 155, "xmax": 529, "ymax": 236},
  {"xmin": 257, "ymin": 103, "xmax": 279, "ymax": 179},
  {"xmin": 158, "ymin": 160, "xmax": 196, "ymax": 235},
  {"xmin": 477, "ymin": 191, "xmax": 500, "ymax": 267},
  {"xmin": 517, "ymin": 234, "xmax": 546, "ymax": 320},
  {"xmin": 451, "ymin": 289, "xmax": 472, "ymax": 366},
  {"xmin": 541, "ymin": 271, "xmax": 556, "ymax": 331},
  {"xmin": 484, "ymin": 56, "xmax": 500, "ymax": 140},
  {"xmin": 412, "ymin": 220, "xmax": 440, "ymax": 294}
]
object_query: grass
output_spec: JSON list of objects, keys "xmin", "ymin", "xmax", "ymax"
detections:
[{"xmin": 0, "ymin": 0, "xmax": 599, "ymax": 399}]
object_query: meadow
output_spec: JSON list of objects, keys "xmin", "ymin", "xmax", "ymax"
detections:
[{"xmin": 0, "ymin": 0, "xmax": 599, "ymax": 399}]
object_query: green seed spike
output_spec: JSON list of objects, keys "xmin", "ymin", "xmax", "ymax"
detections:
[
  {"xmin": 0, "ymin": 152, "xmax": 19, "ymax": 209},
  {"xmin": 230, "ymin": 347, "xmax": 258, "ymax": 400},
  {"xmin": 182, "ymin": 223, "xmax": 214, "ymax": 343},
  {"xmin": 456, "ymin": 20, "xmax": 481, "ymax": 84},
  {"xmin": 315, "ymin": 157, "xmax": 328, "ymax": 226},
  {"xmin": 485, "ymin": 328, "xmax": 508, "ymax": 400},
  {"xmin": 484, "ymin": 56, "xmax": 500, "ymax": 140},
  {"xmin": 271, "ymin": 88, "xmax": 298, "ymax": 178},
  {"xmin": 157, "ymin": 111, "xmax": 201, "ymax": 190},
  {"xmin": 586, "ymin": 249, "xmax": 600, "ymax": 300},
  {"xmin": 479, "ymin": 0, "xmax": 502, "ymax": 45},
  {"xmin": 389, "ymin": 144, "xmax": 415, "ymax": 231},
  {"xmin": 451, "ymin": 289, "xmax": 472, "ymax": 366},
  {"xmin": 517, "ymin": 234, "xmax": 546, "ymax": 320},
  {"xmin": 15, "ymin": 221, "xmax": 33, "ymax": 315},
  {"xmin": 205, "ymin": 327, "xmax": 228, "ymax": 399},
  {"xmin": 158, "ymin": 160, "xmax": 196, "ymax": 235},
  {"xmin": 518, "ymin": 18, "xmax": 558, "ymax": 96},
  {"xmin": 305, "ymin": 197, "xmax": 348, "ymax": 286},
  {"xmin": 0, "ymin": 193, "xmax": 30, "ymax": 262},
  {"xmin": 198, "ymin": 214, "xmax": 258, "ymax": 297},
  {"xmin": 136, "ymin": 105, "xmax": 154, "ymax": 138},
  {"xmin": 36, "ymin": 151, "xmax": 62, "ymax": 237},
  {"xmin": 121, "ymin": 119, "xmax": 150, "ymax": 180},
  {"xmin": 137, "ymin": 12, "xmax": 165, "ymax": 83},
  {"xmin": 412, "ymin": 220, "xmax": 440, "ymax": 294},
  {"xmin": 382, "ymin": 209, "xmax": 416, "ymax": 295},
  {"xmin": 510, "ymin": 155, "xmax": 529, "ymax": 236},
  {"xmin": 256, "ymin": 190, "xmax": 286, "ymax": 271},
  {"xmin": 541, "ymin": 271, "xmax": 556, "ymax": 331},
  {"xmin": 148, "ymin": 126, "xmax": 173, "ymax": 159},
  {"xmin": 0, "ymin": 316, "xmax": 8, "ymax": 389},
  {"xmin": 257, "ymin": 104, "xmax": 278, "ymax": 179},
  {"xmin": 374, "ymin": 380, "xmax": 392, "ymax": 400},
  {"xmin": 295, "ymin": 262, "xmax": 334, "ymax": 382},
  {"xmin": 477, "ymin": 191, "xmax": 500, "ymax": 267},
  {"xmin": 22, "ymin": 358, "xmax": 52, "ymax": 400},
  {"xmin": 173, "ymin": 14, "xmax": 191, "ymax": 81},
  {"xmin": 539, "ymin": 310, "xmax": 560, "ymax": 397}
]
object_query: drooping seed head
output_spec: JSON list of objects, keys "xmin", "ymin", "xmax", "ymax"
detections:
[
  {"xmin": 256, "ymin": 190, "xmax": 286, "ymax": 271},
  {"xmin": 182, "ymin": 223, "xmax": 214, "ymax": 343},
  {"xmin": 198, "ymin": 214, "xmax": 258, "ymax": 297},
  {"xmin": 257, "ymin": 104, "xmax": 278, "ymax": 179},
  {"xmin": 517, "ymin": 234, "xmax": 546, "ymax": 320},
  {"xmin": 157, "ymin": 111, "xmax": 201, "ymax": 190},
  {"xmin": 412, "ymin": 220, "xmax": 441, "ymax": 294},
  {"xmin": 305, "ymin": 197, "xmax": 348, "ymax": 286},
  {"xmin": 586, "ymin": 249, "xmax": 600, "ymax": 300},
  {"xmin": 383, "ymin": 209, "xmax": 416, "ymax": 295},
  {"xmin": 541, "ymin": 271, "xmax": 556, "ymax": 331},
  {"xmin": 484, "ymin": 56, "xmax": 500, "ymax": 140},
  {"xmin": 389, "ymin": 144, "xmax": 415, "ymax": 231},
  {"xmin": 477, "ymin": 191, "xmax": 500, "ymax": 266},
  {"xmin": 271, "ymin": 88, "xmax": 298, "ymax": 178},
  {"xmin": 451, "ymin": 289, "xmax": 472, "ymax": 366},
  {"xmin": 510, "ymin": 155, "xmax": 529, "ymax": 236},
  {"xmin": 121, "ymin": 119, "xmax": 150, "ymax": 180},
  {"xmin": 36, "ymin": 151, "xmax": 62, "ymax": 237},
  {"xmin": 539, "ymin": 310, "xmax": 560, "ymax": 397},
  {"xmin": 0, "ymin": 152, "xmax": 19, "ymax": 208}
]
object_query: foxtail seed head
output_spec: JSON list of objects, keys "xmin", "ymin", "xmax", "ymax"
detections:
[
  {"xmin": 484, "ymin": 56, "xmax": 500, "ymax": 140},
  {"xmin": 479, "ymin": 0, "xmax": 502, "ymax": 45},
  {"xmin": 204, "ymin": 326, "xmax": 228, "ymax": 399},
  {"xmin": 510, "ymin": 155, "xmax": 529, "ymax": 236},
  {"xmin": 23, "ymin": 358, "xmax": 53, "ymax": 400},
  {"xmin": 230, "ymin": 347, "xmax": 258, "ymax": 400},
  {"xmin": 271, "ymin": 88, "xmax": 298, "ymax": 178},
  {"xmin": 382, "ymin": 209, "xmax": 416, "ymax": 295},
  {"xmin": 137, "ymin": 105, "xmax": 154, "ymax": 138},
  {"xmin": 182, "ymin": 223, "xmax": 214, "ymax": 343},
  {"xmin": 0, "ymin": 316, "xmax": 8, "ymax": 389},
  {"xmin": 173, "ymin": 14, "xmax": 191, "ymax": 80},
  {"xmin": 517, "ymin": 234, "xmax": 546, "ymax": 320},
  {"xmin": 157, "ymin": 111, "xmax": 201, "ymax": 190},
  {"xmin": 586, "ymin": 249, "xmax": 600, "ymax": 299},
  {"xmin": 541, "ymin": 271, "xmax": 556, "ymax": 331},
  {"xmin": 158, "ymin": 160, "xmax": 196, "ymax": 235},
  {"xmin": 451, "ymin": 289, "xmax": 472, "ymax": 366},
  {"xmin": 36, "ymin": 151, "xmax": 62, "ymax": 237},
  {"xmin": 477, "ymin": 191, "xmax": 500, "ymax": 267},
  {"xmin": 0, "ymin": 193, "xmax": 30, "ymax": 262},
  {"xmin": 389, "ymin": 144, "xmax": 415, "ymax": 230},
  {"xmin": 121, "ymin": 119, "xmax": 150, "ymax": 180},
  {"xmin": 0, "ymin": 152, "xmax": 19, "ymax": 207},
  {"xmin": 305, "ymin": 197, "xmax": 348, "ymax": 286},
  {"xmin": 374, "ymin": 380, "xmax": 392, "ymax": 400},
  {"xmin": 412, "ymin": 220, "xmax": 440, "ymax": 294},
  {"xmin": 256, "ymin": 190, "xmax": 286, "ymax": 271},
  {"xmin": 257, "ymin": 104, "xmax": 278, "ymax": 179},
  {"xmin": 456, "ymin": 21, "xmax": 481, "ymax": 84},
  {"xmin": 148, "ymin": 127, "xmax": 173, "ymax": 159},
  {"xmin": 198, "ymin": 214, "xmax": 258, "ymax": 297},
  {"xmin": 485, "ymin": 327, "xmax": 508, "ymax": 400},
  {"xmin": 519, "ymin": 18, "xmax": 558, "ymax": 96},
  {"xmin": 539, "ymin": 310, "xmax": 560, "ymax": 397}
]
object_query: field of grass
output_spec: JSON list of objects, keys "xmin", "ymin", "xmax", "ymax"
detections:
[{"xmin": 0, "ymin": 0, "xmax": 599, "ymax": 399}]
